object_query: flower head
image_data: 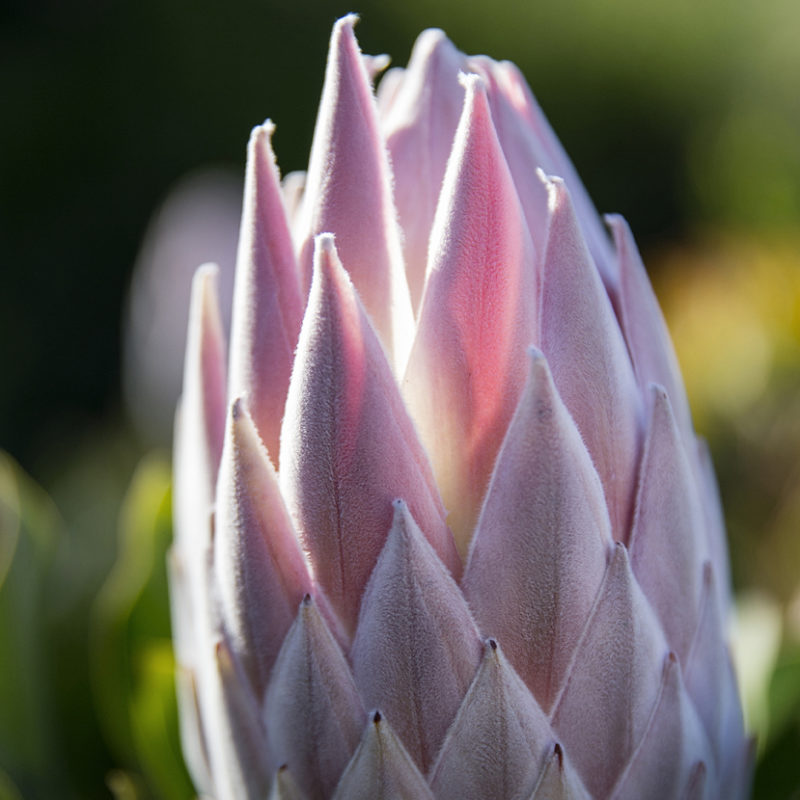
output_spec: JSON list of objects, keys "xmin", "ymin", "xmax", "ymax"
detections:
[{"xmin": 170, "ymin": 15, "xmax": 750, "ymax": 799}]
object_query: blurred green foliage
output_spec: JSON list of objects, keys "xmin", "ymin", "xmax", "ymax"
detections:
[
  {"xmin": 657, "ymin": 239, "xmax": 800, "ymax": 599},
  {"xmin": 0, "ymin": 453, "xmax": 63, "ymax": 797},
  {"xmin": 0, "ymin": 448, "xmax": 190, "ymax": 799},
  {"xmin": 91, "ymin": 453, "xmax": 192, "ymax": 800},
  {"xmin": 657, "ymin": 238, "xmax": 800, "ymax": 798},
  {"xmin": 756, "ymin": 641, "xmax": 800, "ymax": 798}
]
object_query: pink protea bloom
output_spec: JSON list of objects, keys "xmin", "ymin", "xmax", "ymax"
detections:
[{"xmin": 170, "ymin": 15, "xmax": 750, "ymax": 799}]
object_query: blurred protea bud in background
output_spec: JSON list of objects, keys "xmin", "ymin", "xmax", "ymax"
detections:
[
  {"xmin": 169, "ymin": 15, "xmax": 750, "ymax": 799},
  {"xmin": 125, "ymin": 170, "xmax": 241, "ymax": 445}
]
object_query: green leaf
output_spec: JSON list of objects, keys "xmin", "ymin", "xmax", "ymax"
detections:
[
  {"xmin": 91, "ymin": 451, "xmax": 193, "ymax": 799},
  {"xmin": 0, "ymin": 452, "xmax": 64, "ymax": 795},
  {"xmin": 130, "ymin": 640, "xmax": 193, "ymax": 800},
  {"xmin": 0, "ymin": 766, "xmax": 23, "ymax": 800},
  {"xmin": 766, "ymin": 639, "xmax": 800, "ymax": 746}
]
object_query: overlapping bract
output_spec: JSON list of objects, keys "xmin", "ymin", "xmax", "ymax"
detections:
[{"xmin": 170, "ymin": 15, "xmax": 749, "ymax": 799}]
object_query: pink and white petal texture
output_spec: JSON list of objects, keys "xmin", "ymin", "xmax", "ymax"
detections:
[
  {"xmin": 263, "ymin": 596, "xmax": 365, "ymax": 800},
  {"xmin": 279, "ymin": 236, "xmax": 459, "ymax": 635},
  {"xmin": 206, "ymin": 638, "xmax": 272, "ymax": 800},
  {"xmin": 227, "ymin": 122, "xmax": 304, "ymax": 467},
  {"xmin": 281, "ymin": 171, "xmax": 306, "ymax": 229},
  {"xmin": 684, "ymin": 564, "xmax": 745, "ymax": 783},
  {"xmin": 527, "ymin": 743, "xmax": 591, "ymax": 800},
  {"xmin": 350, "ymin": 500, "xmax": 482, "ymax": 772},
  {"xmin": 629, "ymin": 385, "xmax": 705, "ymax": 661},
  {"xmin": 269, "ymin": 766, "xmax": 309, "ymax": 800},
  {"xmin": 171, "ymin": 511, "xmax": 218, "ymax": 686},
  {"xmin": 166, "ymin": 547, "xmax": 196, "ymax": 679},
  {"xmin": 214, "ymin": 398, "xmax": 311, "ymax": 694},
  {"xmin": 608, "ymin": 213, "xmax": 692, "ymax": 436},
  {"xmin": 610, "ymin": 653, "xmax": 713, "ymax": 800},
  {"xmin": 539, "ymin": 175, "xmax": 642, "ymax": 542},
  {"xmin": 331, "ymin": 711, "xmax": 435, "ymax": 800},
  {"xmin": 169, "ymin": 516, "xmax": 227, "ymax": 793},
  {"xmin": 362, "ymin": 52, "xmax": 391, "ymax": 83},
  {"xmin": 174, "ymin": 264, "xmax": 227, "ymax": 556},
  {"xmin": 172, "ymin": 265, "xmax": 229, "ymax": 758},
  {"xmin": 551, "ymin": 544, "xmax": 667, "ymax": 798},
  {"xmin": 375, "ymin": 66, "xmax": 405, "ymax": 115},
  {"xmin": 172, "ymin": 663, "xmax": 214, "ymax": 796},
  {"xmin": 295, "ymin": 14, "xmax": 413, "ymax": 372},
  {"xmin": 682, "ymin": 762, "xmax": 709, "ymax": 800},
  {"xmin": 428, "ymin": 638, "xmax": 555, "ymax": 800},
  {"xmin": 381, "ymin": 29, "xmax": 467, "ymax": 310},
  {"xmin": 465, "ymin": 55, "xmax": 551, "ymax": 257},
  {"xmin": 487, "ymin": 58, "xmax": 616, "ymax": 287},
  {"xmin": 463, "ymin": 349, "xmax": 611, "ymax": 711},
  {"xmin": 696, "ymin": 437, "xmax": 734, "ymax": 613},
  {"xmin": 167, "ymin": 550, "xmax": 214, "ymax": 793},
  {"xmin": 403, "ymin": 74, "xmax": 538, "ymax": 556},
  {"xmin": 169, "ymin": 18, "xmax": 748, "ymax": 800}
]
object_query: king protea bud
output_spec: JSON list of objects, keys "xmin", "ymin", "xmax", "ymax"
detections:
[{"xmin": 170, "ymin": 15, "xmax": 750, "ymax": 799}]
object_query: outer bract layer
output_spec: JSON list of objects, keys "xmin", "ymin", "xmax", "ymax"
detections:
[{"xmin": 171, "ymin": 15, "xmax": 750, "ymax": 800}]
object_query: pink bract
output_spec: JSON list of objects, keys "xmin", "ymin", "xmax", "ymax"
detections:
[{"xmin": 170, "ymin": 15, "xmax": 749, "ymax": 800}]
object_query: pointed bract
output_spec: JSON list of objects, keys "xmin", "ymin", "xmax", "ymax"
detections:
[
  {"xmin": 172, "ymin": 267, "xmax": 229, "ymax": 794},
  {"xmin": 170, "ymin": 19, "xmax": 747, "ymax": 800},
  {"xmin": 539, "ymin": 176, "xmax": 641, "ymax": 542},
  {"xmin": 168, "ymin": 518, "xmax": 225, "ymax": 797},
  {"xmin": 228, "ymin": 122, "xmax": 303, "ymax": 467},
  {"xmin": 466, "ymin": 55, "xmax": 551, "ymax": 257},
  {"xmin": 696, "ymin": 438, "xmax": 734, "ymax": 613},
  {"xmin": 527, "ymin": 743, "xmax": 591, "ymax": 800},
  {"xmin": 280, "ymin": 236, "xmax": 459, "ymax": 635},
  {"xmin": 174, "ymin": 264, "xmax": 227, "ymax": 553},
  {"xmin": 403, "ymin": 74, "xmax": 538, "ymax": 556},
  {"xmin": 429, "ymin": 639, "xmax": 555, "ymax": 800},
  {"xmin": 551, "ymin": 544, "xmax": 667, "ymax": 798},
  {"xmin": 682, "ymin": 762, "xmax": 709, "ymax": 800},
  {"xmin": 296, "ymin": 15, "xmax": 414, "ymax": 372},
  {"xmin": 629, "ymin": 386, "xmax": 704, "ymax": 661},
  {"xmin": 488, "ymin": 58, "xmax": 616, "ymax": 287},
  {"xmin": 382, "ymin": 29, "xmax": 467, "ymax": 310},
  {"xmin": 375, "ymin": 66, "xmax": 405, "ymax": 115},
  {"xmin": 362, "ymin": 52, "xmax": 391, "ymax": 82},
  {"xmin": 206, "ymin": 639, "xmax": 272, "ymax": 800},
  {"xmin": 281, "ymin": 171, "xmax": 306, "ymax": 228},
  {"xmin": 169, "ymin": 546, "xmax": 211, "ymax": 792},
  {"xmin": 215, "ymin": 399, "xmax": 310, "ymax": 694},
  {"xmin": 332, "ymin": 711, "xmax": 435, "ymax": 800},
  {"xmin": 610, "ymin": 653, "xmax": 713, "ymax": 800},
  {"xmin": 264, "ymin": 596, "xmax": 365, "ymax": 800},
  {"xmin": 463, "ymin": 350, "xmax": 611, "ymax": 711},
  {"xmin": 269, "ymin": 766, "xmax": 309, "ymax": 800},
  {"xmin": 351, "ymin": 501, "xmax": 482, "ymax": 772},
  {"xmin": 608, "ymin": 214, "xmax": 692, "ymax": 436},
  {"xmin": 173, "ymin": 664, "xmax": 214, "ymax": 796},
  {"xmin": 684, "ymin": 564, "xmax": 745, "ymax": 780}
]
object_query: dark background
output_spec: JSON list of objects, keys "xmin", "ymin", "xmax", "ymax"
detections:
[{"xmin": 3, "ymin": 0, "xmax": 798, "ymax": 476}]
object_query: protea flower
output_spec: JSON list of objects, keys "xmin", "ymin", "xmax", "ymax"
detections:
[{"xmin": 170, "ymin": 15, "xmax": 750, "ymax": 799}]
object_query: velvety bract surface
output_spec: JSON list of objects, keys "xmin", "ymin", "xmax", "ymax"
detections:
[{"xmin": 170, "ymin": 15, "xmax": 749, "ymax": 800}]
